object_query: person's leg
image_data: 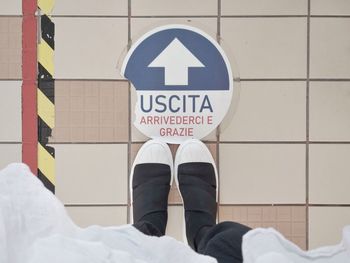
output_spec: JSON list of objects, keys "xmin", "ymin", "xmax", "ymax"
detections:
[
  {"xmin": 196, "ymin": 221, "xmax": 251, "ymax": 263},
  {"xmin": 175, "ymin": 139, "xmax": 251, "ymax": 263},
  {"xmin": 130, "ymin": 140, "xmax": 173, "ymax": 237},
  {"xmin": 133, "ymin": 219, "xmax": 163, "ymax": 237}
]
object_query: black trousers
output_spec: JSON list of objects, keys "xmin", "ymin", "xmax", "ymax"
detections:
[{"xmin": 134, "ymin": 219, "xmax": 251, "ymax": 263}]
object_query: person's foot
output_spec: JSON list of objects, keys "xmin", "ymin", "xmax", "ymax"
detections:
[
  {"xmin": 130, "ymin": 139, "xmax": 173, "ymax": 236},
  {"xmin": 175, "ymin": 139, "xmax": 218, "ymax": 249}
]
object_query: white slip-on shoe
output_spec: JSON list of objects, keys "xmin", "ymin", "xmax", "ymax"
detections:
[
  {"xmin": 174, "ymin": 139, "xmax": 218, "ymax": 249},
  {"xmin": 130, "ymin": 139, "xmax": 173, "ymax": 236}
]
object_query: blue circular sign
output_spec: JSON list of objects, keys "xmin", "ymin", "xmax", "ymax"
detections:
[{"xmin": 121, "ymin": 24, "xmax": 233, "ymax": 143}]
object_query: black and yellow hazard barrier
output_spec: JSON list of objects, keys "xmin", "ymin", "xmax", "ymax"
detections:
[{"xmin": 37, "ymin": 0, "xmax": 55, "ymax": 193}]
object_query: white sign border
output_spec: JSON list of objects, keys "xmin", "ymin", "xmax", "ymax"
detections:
[{"xmin": 121, "ymin": 24, "xmax": 234, "ymax": 143}]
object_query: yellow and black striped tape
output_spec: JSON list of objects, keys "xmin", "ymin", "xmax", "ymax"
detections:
[{"xmin": 37, "ymin": 1, "xmax": 55, "ymax": 193}]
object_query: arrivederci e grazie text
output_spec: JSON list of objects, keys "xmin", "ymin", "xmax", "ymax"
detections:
[{"xmin": 138, "ymin": 94, "xmax": 214, "ymax": 136}]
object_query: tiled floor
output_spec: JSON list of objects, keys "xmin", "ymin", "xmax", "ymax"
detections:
[
  {"xmin": 220, "ymin": 81, "xmax": 306, "ymax": 141},
  {"xmin": 309, "ymin": 207, "xmax": 350, "ymax": 249},
  {"xmin": 51, "ymin": 80, "xmax": 129, "ymax": 142},
  {"xmin": 0, "ymin": 144, "xmax": 21, "ymax": 168},
  {"xmin": 1, "ymin": 0, "xmax": 350, "ymax": 251},
  {"xmin": 310, "ymin": 18, "xmax": 350, "ymax": 78},
  {"xmin": 66, "ymin": 206, "xmax": 128, "ymax": 228},
  {"xmin": 221, "ymin": 0, "xmax": 308, "ymax": 15},
  {"xmin": 219, "ymin": 206, "xmax": 307, "ymax": 249},
  {"xmin": 55, "ymin": 144, "xmax": 128, "ymax": 205},
  {"xmin": 0, "ymin": 81, "xmax": 21, "ymax": 141},
  {"xmin": 0, "ymin": 17, "xmax": 21, "ymax": 79},
  {"xmin": 221, "ymin": 17, "xmax": 307, "ymax": 79},
  {"xmin": 54, "ymin": 18, "xmax": 128, "ymax": 79},
  {"xmin": 309, "ymin": 82, "xmax": 350, "ymax": 141},
  {"xmin": 0, "ymin": 14, "xmax": 22, "ymax": 174},
  {"xmin": 131, "ymin": 0, "xmax": 217, "ymax": 16},
  {"xmin": 53, "ymin": 0, "xmax": 128, "ymax": 16},
  {"xmin": 220, "ymin": 144, "xmax": 306, "ymax": 204},
  {"xmin": 309, "ymin": 144, "xmax": 350, "ymax": 204}
]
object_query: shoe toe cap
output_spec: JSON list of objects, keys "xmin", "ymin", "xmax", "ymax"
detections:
[
  {"xmin": 176, "ymin": 139, "xmax": 214, "ymax": 165},
  {"xmin": 135, "ymin": 140, "xmax": 173, "ymax": 167}
]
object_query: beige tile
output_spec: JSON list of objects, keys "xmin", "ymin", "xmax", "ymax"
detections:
[
  {"xmin": 130, "ymin": 143, "xmax": 143, "ymax": 167},
  {"xmin": 222, "ymin": 0, "xmax": 307, "ymax": 15},
  {"xmin": 55, "ymin": 144, "xmax": 128, "ymax": 204},
  {"xmin": 220, "ymin": 144, "xmax": 306, "ymax": 204},
  {"xmin": 203, "ymin": 130, "xmax": 217, "ymax": 142},
  {"xmin": 0, "ymin": 144, "xmax": 21, "ymax": 169},
  {"xmin": 219, "ymin": 205, "xmax": 307, "ymax": 249},
  {"xmin": 166, "ymin": 205, "xmax": 184, "ymax": 242},
  {"xmin": 131, "ymin": 129, "xmax": 147, "ymax": 143},
  {"xmin": 66, "ymin": 206, "xmax": 127, "ymax": 228},
  {"xmin": 221, "ymin": 81, "xmax": 306, "ymax": 141},
  {"xmin": 132, "ymin": 0, "xmax": 217, "ymax": 16},
  {"xmin": 54, "ymin": 18, "xmax": 128, "ymax": 79},
  {"xmin": 51, "ymin": 81, "xmax": 129, "ymax": 143},
  {"xmin": 310, "ymin": 82, "xmax": 350, "ymax": 141},
  {"xmin": 0, "ymin": 81, "xmax": 21, "ymax": 142},
  {"xmin": 53, "ymin": 0, "xmax": 128, "ymax": 16},
  {"xmin": 221, "ymin": 18, "xmax": 307, "ymax": 79},
  {"xmin": 311, "ymin": 0, "xmax": 350, "ymax": 15},
  {"xmin": 131, "ymin": 18, "xmax": 218, "ymax": 40},
  {"xmin": 0, "ymin": 17, "xmax": 21, "ymax": 79},
  {"xmin": 309, "ymin": 207, "xmax": 350, "ymax": 249},
  {"xmin": 310, "ymin": 144, "xmax": 350, "ymax": 204},
  {"xmin": 168, "ymin": 185, "xmax": 183, "ymax": 205},
  {"xmin": 0, "ymin": 0, "xmax": 21, "ymax": 15},
  {"xmin": 310, "ymin": 18, "xmax": 350, "ymax": 78}
]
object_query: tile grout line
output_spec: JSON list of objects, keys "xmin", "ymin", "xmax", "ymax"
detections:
[
  {"xmin": 0, "ymin": 15, "xmax": 23, "ymax": 17},
  {"xmin": 131, "ymin": 15, "xmax": 219, "ymax": 18},
  {"xmin": 306, "ymin": 0, "xmax": 311, "ymax": 250},
  {"xmin": 219, "ymin": 204, "xmax": 315, "ymax": 207},
  {"xmin": 64, "ymin": 203, "xmax": 350, "ymax": 207},
  {"xmin": 64, "ymin": 204, "xmax": 129, "ymax": 207},
  {"xmin": 44, "ymin": 141, "xmax": 350, "ymax": 145},
  {"xmin": 309, "ymin": 204, "xmax": 350, "ymax": 207},
  {"xmin": 222, "ymin": 15, "xmax": 307, "ymax": 18},
  {"xmin": 216, "ymin": 0, "xmax": 221, "ymax": 223},
  {"xmin": 50, "ymin": 78, "xmax": 350, "ymax": 82},
  {"xmin": 43, "ymin": 140, "xmax": 350, "ymax": 145},
  {"xmin": 126, "ymin": 0, "xmax": 132, "ymax": 225},
  {"xmin": 220, "ymin": 141, "xmax": 307, "ymax": 144},
  {"xmin": 54, "ymin": 79, "xmax": 129, "ymax": 82},
  {"xmin": 52, "ymin": 15, "xmax": 128, "ymax": 18},
  {"xmin": 34, "ymin": 15, "xmax": 350, "ymax": 19},
  {"xmin": 49, "ymin": 78, "xmax": 350, "ymax": 82},
  {"xmin": 311, "ymin": 15, "xmax": 350, "ymax": 18},
  {"xmin": 240, "ymin": 78, "xmax": 307, "ymax": 81},
  {"xmin": 48, "ymin": 142, "xmax": 130, "ymax": 144},
  {"xmin": 309, "ymin": 78, "xmax": 350, "ymax": 81},
  {"xmin": 219, "ymin": 141, "xmax": 350, "ymax": 144}
]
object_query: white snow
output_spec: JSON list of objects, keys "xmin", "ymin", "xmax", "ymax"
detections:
[
  {"xmin": 0, "ymin": 163, "xmax": 216, "ymax": 263},
  {"xmin": 1, "ymin": 163, "xmax": 349, "ymax": 263},
  {"xmin": 242, "ymin": 227, "xmax": 350, "ymax": 262}
]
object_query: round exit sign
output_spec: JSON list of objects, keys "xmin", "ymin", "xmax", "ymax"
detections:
[{"xmin": 121, "ymin": 24, "xmax": 234, "ymax": 143}]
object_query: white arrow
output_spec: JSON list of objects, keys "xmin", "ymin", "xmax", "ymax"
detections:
[{"xmin": 148, "ymin": 38, "xmax": 205, "ymax": 86}]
